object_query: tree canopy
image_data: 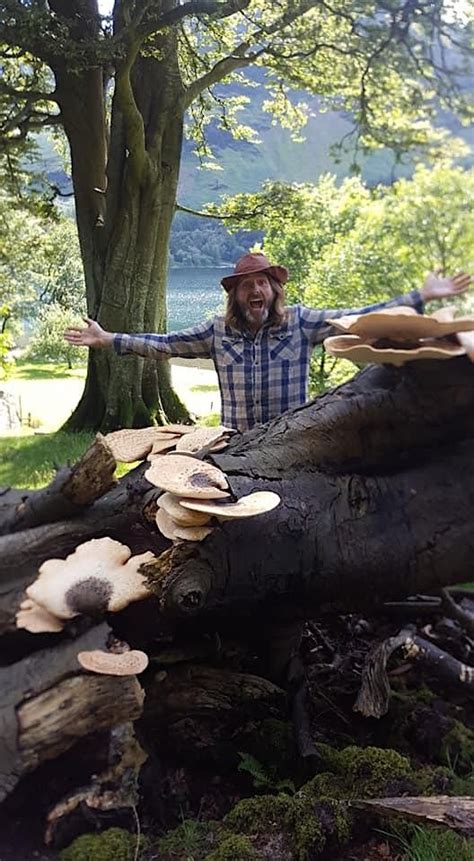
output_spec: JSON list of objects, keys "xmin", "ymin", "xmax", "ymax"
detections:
[{"xmin": 1, "ymin": 0, "xmax": 473, "ymax": 429}]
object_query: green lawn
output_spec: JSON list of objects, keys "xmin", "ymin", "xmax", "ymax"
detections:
[
  {"xmin": 0, "ymin": 431, "xmax": 95, "ymax": 488},
  {"xmin": 3, "ymin": 359, "xmax": 87, "ymax": 432}
]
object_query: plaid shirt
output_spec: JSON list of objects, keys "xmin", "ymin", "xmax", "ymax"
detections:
[{"xmin": 114, "ymin": 290, "xmax": 423, "ymax": 431}]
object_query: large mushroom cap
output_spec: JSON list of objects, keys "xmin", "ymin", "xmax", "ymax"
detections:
[
  {"xmin": 328, "ymin": 307, "xmax": 474, "ymax": 340},
  {"xmin": 158, "ymin": 492, "xmax": 212, "ymax": 526},
  {"xmin": 103, "ymin": 427, "xmax": 178, "ymax": 462},
  {"xmin": 159, "ymin": 423, "xmax": 197, "ymax": 434},
  {"xmin": 156, "ymin": 508, "xmax": 181, "ymax": 540},
  {"xmin": 324, "ymin": 335, "xmax": 466, "ymax": 367},
  {"xmin": 145, "ymin": 454, "xmax": 230, "ymax": 498},
  {"xmin": 175, "ymin": 426, "xmax": 229, "ymax": 453},
  {"xmin": 77, "ymin": 649, "xmax": 149, "ymax": 676},
  {"xmin": 16, "ymin": 597, "xmax": 65, "ymax": 633},
  {"xmin": 26, "ymin": 538, "xmax": 154, "ymax": 620},
  {"xmin": 180, "ymin": 490, "xmax": 281, "ymax": 520},
  {"xmin": 156, "ymin": 508, "xmax": 213, "ymax": 542}
]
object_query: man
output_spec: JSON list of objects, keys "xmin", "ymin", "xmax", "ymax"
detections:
[{"xmin": 65, "ymin": 252, "xmax": 471, "ymax": 431}]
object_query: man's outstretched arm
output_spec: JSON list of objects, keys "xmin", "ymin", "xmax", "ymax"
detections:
[
  {"xmin": 301, "ymin": 270, "xmax": 472, "ymax": 345},
  {"xmin": 64, "ymin": 318, "xmax": 215, "ymax": 360}
]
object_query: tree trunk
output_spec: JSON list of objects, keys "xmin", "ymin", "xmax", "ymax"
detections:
[
  {"xmin": 50, "ymin": 3, "xmax": 189, "ymax": 431},
  {"xmin": 1, "ymin": 358, "xmax": 473, "ymax": 798}
]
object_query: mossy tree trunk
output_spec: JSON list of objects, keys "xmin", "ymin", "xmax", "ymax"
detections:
[{"xmin": 49, "ymin": 0, "xmax": 189, "ymax": 431}]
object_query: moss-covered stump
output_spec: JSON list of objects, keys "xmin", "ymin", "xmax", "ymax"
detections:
[{"xmin": 59, "ymin": 827, "xmax": 148, "ymax": 861}]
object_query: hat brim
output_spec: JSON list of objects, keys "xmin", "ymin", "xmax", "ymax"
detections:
[{"xmin": 221, "ymin": 264, "xmax": 288, "ymax": 291}]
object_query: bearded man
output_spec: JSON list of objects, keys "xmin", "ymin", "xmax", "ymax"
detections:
[{"xmin": 65, "ymin": 252, "xmax": 471, "ymax": 431}]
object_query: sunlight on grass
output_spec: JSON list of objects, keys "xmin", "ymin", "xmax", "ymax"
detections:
[
  {"xmin": 10, "ymin": 360, "xmax": 87, "ymax": 381},
  {"xmin": 0, "ymin": 432, "xmax": 137, "ymax": 489},
  {"xmin": 0, "ymin": 432, "xmax": 95, "ymax": 488}
]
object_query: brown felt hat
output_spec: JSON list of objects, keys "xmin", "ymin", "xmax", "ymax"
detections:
[{"xmin": 221, "ymin": 252, "xmax": 288, "ymax": 291}]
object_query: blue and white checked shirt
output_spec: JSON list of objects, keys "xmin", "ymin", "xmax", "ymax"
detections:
[{"xmin": 114, "ymin": 290, "xmax": 423, "ymax": 431}]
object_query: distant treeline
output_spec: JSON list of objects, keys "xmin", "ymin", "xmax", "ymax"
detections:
[{"xmin": 169, "ymin": 212, "xmax": 262, "ymax": 267}]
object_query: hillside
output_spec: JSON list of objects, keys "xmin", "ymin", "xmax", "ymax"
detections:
[{"xmin": 34, "ymin": 78, "xmax": 474, "ymax": 267}]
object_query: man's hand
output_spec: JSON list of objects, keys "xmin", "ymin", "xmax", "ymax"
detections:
[
  {"xmin": 64, "ymin": 318, "xmax": 115, "ymax": 349},
  {"xmin": 420, "ymin": 270, "xmax": 472, "ymax": 302}
]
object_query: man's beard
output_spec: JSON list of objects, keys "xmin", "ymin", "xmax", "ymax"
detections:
[{"xmin": 243, "ymin": 305, "xmax": 270, "ymax": 327}]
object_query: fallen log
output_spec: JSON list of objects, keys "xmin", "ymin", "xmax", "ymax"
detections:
[
  {"xmin": 0, "ymin": 357, "xmax": 473, "ymax": 804},
  {"xmin": 352, "ymin": 796, "xmax": 474, "ymax": 837}
]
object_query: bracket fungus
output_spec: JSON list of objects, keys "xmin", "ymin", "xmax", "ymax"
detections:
[
  {"xmin": 324, "ymin": 307, "xmax": 474, "ymax": 367},
  {"xmin": 158, "ymin": 492, "xmax": 213, "ymax": 527},
  {"xmin": 324, "ymin": 335, "xmax": 466, "ymax": 366},
  {"xmin": 155, "ymin": 507, "xmax": 214, "ymax": 542},
  {"xmin": 77, "ymin": 648, "xmax": 149, "ymax": 676},
  {"xmin": 25, "ymin": 538, "xmax": 155, "ymax": 623},
  {"xmin": 145, "ymin": 454, "xmax": 230, "ymax": 499},
  {"xmin": 16, "ymin": 597, "xmax": 65, "ymax": 633},
  {"xmin": 327, "ymin": 306, "xmax": 474, "ymax": 340},
  {"xmin": 180, "ymin": 490, "xmax": 281, "ymax": 520},
  {"xmin": 175, "ymin": 425, "xmax": 234, "ymax": 453}
]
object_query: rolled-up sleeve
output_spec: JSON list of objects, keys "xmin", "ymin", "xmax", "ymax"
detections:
[
  {"xmin": 300, "ymin": 289, "xmax": 424, "ymax": 346},
  {"xmin": 113, "ymin": 320, "xmax": 215, "ymax": 359}
]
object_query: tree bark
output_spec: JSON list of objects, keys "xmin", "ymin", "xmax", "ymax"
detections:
[{"xmin": 49, "ymin": 4, "xmax": 189, "ymax": 431}]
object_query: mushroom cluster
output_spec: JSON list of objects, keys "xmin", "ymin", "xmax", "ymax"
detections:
[
  {"xmin": 145, "ymin": 454, "xmax": 280, "ymax": 544},
  {"xmin": 103, "ymin": 423, "xmax": 235, "ymax": 463},
  {"xmin": 324, "ymin": 306, "xmax": 474, "ymax": 367},
  {"xmin": 16, "ymin": 538, "xmax": 154, "ymax": 633}
]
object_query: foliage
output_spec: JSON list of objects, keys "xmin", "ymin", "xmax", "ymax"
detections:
[
  {"xmin": 216, "ymin": 162, "xmax": 474, "ymax": 391},
  {"xmin": 237, "ymin": 752, "xmax": 296, "ymax": 794},
  {"xmin": 0, "ymin": 196, "xmax": 85, "ymax": 336},
  {"xmin": 0, "ymin": 324, "xmax": 14, "ymax": 378},
  {"xmin": 170, "ymin": 212, "xmax": 261, "ymax": 267},
  {"xmin": 27, "ymin": 304, "xmax": 84, "ymax": 368},
  {"xmin": 2, "ymin": 0, "xmax": 474, "ymax": 429}
]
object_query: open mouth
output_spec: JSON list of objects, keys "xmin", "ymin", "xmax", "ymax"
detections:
[{"xmin": 249, "ymin": 298, "xmax": 264, "ymax": 310}]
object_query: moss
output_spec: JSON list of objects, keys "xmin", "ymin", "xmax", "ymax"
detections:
[
  {"xmin": 441, "ymin": 720, "xmax": 474, "ymax": 775},
  {"xmin": 204, "ymin": 834, "xmax": 260, "ymax": 860},
  {"xmin": 60, "ymin": 827, "xmax": 148, "ymax": 861},
  {"xmin": 226, "ymin": 794, "xmax": 294, "ymax": 834},
  {"xmin": 158, "ymin": 819, "xmax": 222, "ymax": 859},
  {"xmin": 225, "ymin": 793, "xmax": 327, "ymax": 860},
  {"xmin": 304, "ymin": 745, "xmax": 412, "ymax": 801}
]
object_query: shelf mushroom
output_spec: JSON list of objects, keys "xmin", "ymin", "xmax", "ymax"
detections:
[
  {"xmin": 180, "ymin": 490, "xmax": 281, "ymax": 520},
  {"xmin": 23, "ymin": 538, "xmax": 155, "ymax": 625},
  {"xmin": 145, "ymin": 454, "xmax": 230, "ymax": 499},
  {"xmin": 156, "ymin": 508, "xmax": 214, "ymax": 542},
  {"xmin": 324, "ymin": 335, "xmax": 466, "ymax": 367},
  {"xmin": 327, "ymin": 306, "xmax": 474, "ymax": 340},
  {"xmin": 16, "ymin": 597, "xmax": 66, "ymax": 633},
  {"xmin": 324, "ymin": 306, "xmax": 474, "ymax": 366},
  {"xmin": 158, "ymin": 492, "xmax": 213, "ymax": 527},
  {"xmin": 77, "ymin": 648, "xmax": 149, "ymax": 676},
  {"xmin": 175, "ymin": 425, "xmax": 235, "ymax": 454}
]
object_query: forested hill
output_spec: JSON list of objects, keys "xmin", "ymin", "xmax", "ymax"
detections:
[{"xmin": 38, "ymin": 80, "xmax": 474, "ymax": 268}]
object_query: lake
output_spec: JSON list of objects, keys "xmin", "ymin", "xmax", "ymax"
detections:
[{"xmin": 167, "ymin": 266, "xmax": 232, "ymax": 331}]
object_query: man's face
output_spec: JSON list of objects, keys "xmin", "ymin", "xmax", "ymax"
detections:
[{"xmin": 235, "ymin": 273, "xmax": 274, "ymax": 331}]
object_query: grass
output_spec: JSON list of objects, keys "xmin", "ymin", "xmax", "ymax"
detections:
[
  {"xmin": 3, "ymin": 359, "xmax": 87, "ymax": 432},
  {"xmin": 0, "ymin": 431, "xmax": 95, "ymax": 488},
  {"xmin": 9, "ymin": 361, "xmax": 87, "ymax": 381},
  {"xmin": 0, "ymin": 431, "xmax": 138, "ymax": 489},
  {"xmin": 381, "ymin": 824, "xmax": 474, "ymax": 861}
]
